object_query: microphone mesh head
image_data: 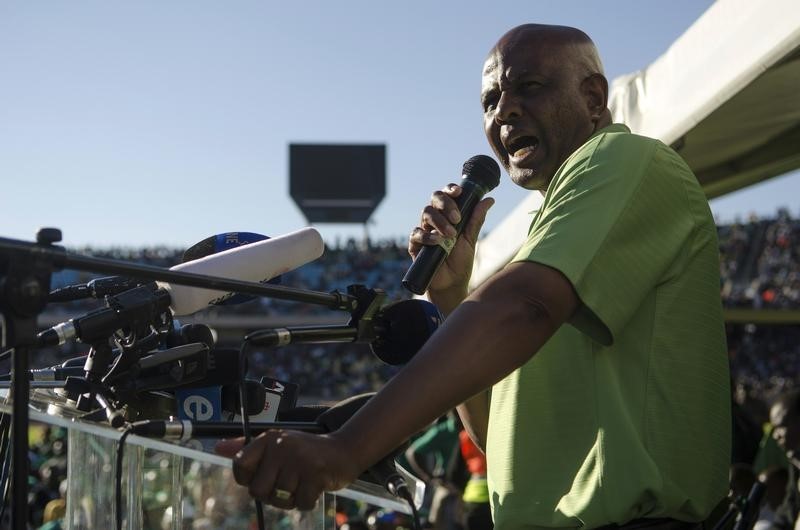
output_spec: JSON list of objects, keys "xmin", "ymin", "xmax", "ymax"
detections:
[
  {"xmin": 462, "ymin": 155, "xmax": 501, "ymax": 191},
  {"xmin": 371, "ymin": 299, "xmax": 443, "ymax": 365}
]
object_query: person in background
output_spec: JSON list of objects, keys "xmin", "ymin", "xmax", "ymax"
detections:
[{"xmin": 404, "ymin": 413, "xmax": 464, "ymax": 530}]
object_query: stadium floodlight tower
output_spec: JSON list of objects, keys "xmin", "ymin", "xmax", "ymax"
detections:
[{"xmin": 289, "ymin": 144, "xmax": 386, "ymax": 242}]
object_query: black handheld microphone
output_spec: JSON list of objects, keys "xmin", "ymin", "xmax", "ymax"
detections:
[{"xmin": 402, "ymin": 155, "xmax": 500, "ymax": 295}]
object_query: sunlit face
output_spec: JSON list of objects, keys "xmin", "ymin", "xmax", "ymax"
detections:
[
  {"xmin": 481, "ymin": 32, "xmax": 596, "ymax": 191},
  {"xmin": 770, "ymin": 403, "xmax": 800, "ymax": 462}
]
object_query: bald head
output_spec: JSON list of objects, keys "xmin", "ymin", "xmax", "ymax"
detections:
[{"xmin": 487, "ymin": 24, "xmax": 605, "ymax": 84}]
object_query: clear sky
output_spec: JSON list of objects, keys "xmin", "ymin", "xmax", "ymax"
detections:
[{"xmin": 1, "ymin": 1, "xmax": 797, "ymax": 249}]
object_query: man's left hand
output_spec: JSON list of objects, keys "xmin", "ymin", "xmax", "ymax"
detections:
[{"xmin": 216, "ymin": 430, "xmax": 361, "ymax": 511}]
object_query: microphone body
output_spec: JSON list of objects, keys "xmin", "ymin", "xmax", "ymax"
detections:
[
  {"xmin": 181, "ymin": 231, "xmax": 281, "ymax": 306},
  {"xmin": 402, "ymin": 155, "xmax": 500, "ymax": 295},
  {"xmin": 160, "ymin": 227, "xmax": 323, "ymax": 316},
  {"xmin": 37, "ymin": 284, "xmax": 171, "ymax": 347},
  {"xmin": 128, "ymin": 420, "xmax": 325, "ymax": 440},
  {"xmin": 48, "ymin": 276, "xmax": 143, "ymax": 302},
  {"xmin": 245, "ymin": 299, "xmax": 443, "ymax": 365}
]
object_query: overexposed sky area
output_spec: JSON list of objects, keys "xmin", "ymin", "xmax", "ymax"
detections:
[{"xmin": 1, "ymin": 1, "xmax": 796, "ymax": 249}]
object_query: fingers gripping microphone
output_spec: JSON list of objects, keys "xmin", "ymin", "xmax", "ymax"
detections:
[
  {"xmin": 402, "ymin": 155, "xmax": 500, "ymax": 295},
  {"xmin": 160, "ymin": 227, "xmax": 324, "ymax": 316}
]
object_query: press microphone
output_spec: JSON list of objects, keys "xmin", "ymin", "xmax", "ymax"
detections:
[
  {"xmin": 164, "ymin": 323, "xmax": 216, "ymax": 350},
  {"xmin": 370, "ymin": 299, "xmax": 443, "ymax": 365},
  {"xmin": 38, "ymin": 228, "xmax": 324, "ymax": 346},
  {"xmin": 245, "ymin": 299, "xmax": 443, "ymax": 365},
  {"xmin": 221, "ymin": 380, "xmax": 268, "ymax": 417},
  {"xmin": 402, "ymin": 155, "xmax": 500, "ymax": 295},
  {"xmin": 125, "ymin": 347, "xmax": 244, "ymax": 393},
  {"xmin": 316, "ymin": 394, "xmax": 411, "ymax": 499},
  {"xmin": 128, "ymin": 393, "xmax": 410, "ymax": 499},
  {"xmin": 37, "ymin": 284, "xmax": 171, "ymax": 347},
  {"xmin": 46, "ymin": 231, "xmax": 277, "ymax": 304},
  {"xmin": 160, "ymin": 227, "xmax": 324, "ymax": 316},
  {"xmin": 48, "ymin": 276, "xmax": 143, "ymax": 303}
]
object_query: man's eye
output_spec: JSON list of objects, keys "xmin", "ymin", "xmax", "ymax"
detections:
[{"xmin": 482, "ymin": 98, "xmax": 497, "ymax": 112}]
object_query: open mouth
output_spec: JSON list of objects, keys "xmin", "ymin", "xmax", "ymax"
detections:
[{"xmin": 506, "ymin": 136, "xmax": 539, "ymax": 159}]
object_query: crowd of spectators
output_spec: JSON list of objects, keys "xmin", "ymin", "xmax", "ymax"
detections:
[
  {"xmin": 719, "ymin": 208, "xmax": 800, "ymax": 309},
  {"xmin": 39, "ymin": 211, "xmax": 800, "ymax": 402}
]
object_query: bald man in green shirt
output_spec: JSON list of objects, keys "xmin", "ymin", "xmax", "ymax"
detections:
[{"xmin": 218, "ymin": 24, "xmax": 731, "ymax": 530}]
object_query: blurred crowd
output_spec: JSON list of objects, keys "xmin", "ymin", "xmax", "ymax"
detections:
[
  {"xmin": 6, "ymin": 210, "xmax": 800, "ymax": 529},
  {"xmin": 719, "ymin": 209, "xmax": 800, "ymax": 309}
]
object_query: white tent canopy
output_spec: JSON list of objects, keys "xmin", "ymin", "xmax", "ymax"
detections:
[{"xmin": 471, "ymin": 0, "xmax": 800, "ymax": 289}]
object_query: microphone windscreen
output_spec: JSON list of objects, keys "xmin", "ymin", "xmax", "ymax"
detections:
[
  {"xmin": 160, "ymin": 227, "xmax": 324, "ymax": 316},
  {"xmin": 182, "ymin": 232, "xmax": 281, "ymax": 302},
  {"xmin": 371, "ymin": 299, "xmax": 443, "ymax": 365}
]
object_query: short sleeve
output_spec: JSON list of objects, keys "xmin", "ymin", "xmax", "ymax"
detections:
[{"xmin": 512, "ymin": 132, "xmax": 696, "ymax": 345}]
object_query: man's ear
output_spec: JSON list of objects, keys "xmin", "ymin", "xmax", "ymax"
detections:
[{"xmin": 581, "ymin": 73, "xmax": 608, "ymax": 122}]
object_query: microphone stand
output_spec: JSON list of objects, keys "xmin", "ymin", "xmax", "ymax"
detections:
[
  {"xmin": 0, "ymin": 228, "xmax": 60, "ymax": 530},
  {"xmin": 0, "ymin": 228, "xmax": 362, "ymax": 529},
  {"xmin": 0, "ymin": 234, "xmax": 357, "ymax": 311}
]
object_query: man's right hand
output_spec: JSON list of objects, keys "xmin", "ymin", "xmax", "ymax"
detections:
[{"xmin": 408, "ymin": 184, "xmax": 494, "ymax": 310}]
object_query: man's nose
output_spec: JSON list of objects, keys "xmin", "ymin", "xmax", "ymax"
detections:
[{"xmin": 494, "ymin": 91, "xmax": 522, "ymax": 125}]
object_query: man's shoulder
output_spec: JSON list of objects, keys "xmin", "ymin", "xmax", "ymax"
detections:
[{"xmin": 590, "ymin": 124, "xmax": 664, "ymax": 157}]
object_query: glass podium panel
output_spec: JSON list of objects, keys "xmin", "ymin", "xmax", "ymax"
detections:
[{"xmin": 1, "ymin": 388, "xmax": 423, "ymax": 530}]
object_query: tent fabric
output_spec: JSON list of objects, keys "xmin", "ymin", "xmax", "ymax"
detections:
[
  {"xmin": 609, "ymin": 0, "xmax": 800, "ymax": 199},
  {"xmin": 471, "ymin": 0, "xmax": 800, "ymax": 288}
]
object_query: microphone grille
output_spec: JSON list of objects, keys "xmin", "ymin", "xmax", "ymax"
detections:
[
  {"xmin": 462, "ymin": 155, "xmax": 501, "ymax": 191},
  {"xmin": 371, "ymin": 299, "xmax": 443, "ymax": 365}
]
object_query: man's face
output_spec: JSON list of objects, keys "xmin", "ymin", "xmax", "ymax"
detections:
[
  {"xmin": 481, "ymin": 33, "xmax": 596, "ymax": 191},
  {"xmin": 770, "ymin": 403, "xmax": 800, "ymax": 461}
]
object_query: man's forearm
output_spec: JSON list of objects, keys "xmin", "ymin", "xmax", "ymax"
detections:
[{"xmin": 330, "ymin": 263, "xmax": 575, "ymax": 474}]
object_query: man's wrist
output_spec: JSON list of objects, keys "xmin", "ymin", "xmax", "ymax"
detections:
[{"xmin": 427, "ymin": 285, "xmax": 469, "ymax": 316}]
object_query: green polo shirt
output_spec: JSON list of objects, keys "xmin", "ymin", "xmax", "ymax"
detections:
[{"xmin": 487, "ymin": 124, "xmax": 730, "ymax": 530}]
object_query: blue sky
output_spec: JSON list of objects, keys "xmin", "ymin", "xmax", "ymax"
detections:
[{"xmin": 1, "ymin": 1, "xmax": 797, "ymax": 249}]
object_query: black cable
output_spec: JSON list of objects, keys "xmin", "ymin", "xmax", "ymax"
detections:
[
  {"xmin": 398, "ymin": 487, "xmax": 421, "ymax": 530},
  {"xmin": 238, "ymin": 342, "xmax": 266, "ymax": 530},
  {"xmin": 116, "ymin": 426, "xmax": 134, "ymax": 530}
]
